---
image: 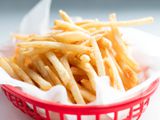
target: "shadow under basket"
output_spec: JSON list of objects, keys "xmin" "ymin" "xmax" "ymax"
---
[{"xmin": 1, "ymin": 79, "xmax": 159, "ymax": 120}]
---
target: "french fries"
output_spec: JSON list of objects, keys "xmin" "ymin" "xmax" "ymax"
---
[
  {"xmin": 6, "ymin": 59, "xmax": 34, "ymax": 84},
  {"xmin": 0, "ymin": 58, "xmax": 18, "ymax": 79},
  {"xmin": 59, "ymin": 10, "xmax": 74, "ymax": 24},
  {"xmin": 17, "ymin": 41, "xmax": 91, "ymax": 54},
  {"xmin": 60, "ymin": 56, "xmax": 85, "ymax": 104},
  {"xmin": 27, "ymin": 69, "xmax": 52, "ymax": 90},
  {"xmin": 52, "ymin": 31, "xmax": 90, "ymax": 43},
  {"xmin": 0, "ymin": 10, "xmax": 151, "ymax": 104}
]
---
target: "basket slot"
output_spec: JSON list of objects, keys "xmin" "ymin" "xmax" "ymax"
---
[
  {"xmin": 35, "ymin": 106, "xmax": 47, "ymax": 119},
  {"xmin": 49, "ymin": 111, "xmax": 60, "ymax": 120}
]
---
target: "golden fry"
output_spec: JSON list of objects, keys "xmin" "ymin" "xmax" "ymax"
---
[
  {"xmin": 60, "ymin": 56, "xmax": 85, "ymax": 104},
  {"xmin": 46, "ymin": 52, "xmax": 70, "ymax": 86},
  {"xmin": 18, "ymin": 41, "xmax": 91, "ymax": 54},
  {"xmin": 82, "ymin": 17, "xmax": 153, "ymax": 28},
  {"xmin": 44, "ymin": 66, "xmax": 62, "ymax": 85},
  {"xmin": 91, "ymin": 37, "xmax": 106, "ymax": 76},
  {"xmin": 27, "ymin": 69, "xmax": 52, "ymax": 90},
  {"xmin": 0, "ymin": 58, "xmax": 18, "ymax": 79},
  {"xmin": 54, "ymin": 20, "xmax": 87, "ymax": 32},
  {"xmin": 52, "ymin": 31, "xmax": 90, "ymax": 43},
  {"xmin": 13, "ymin": 34, "xmax": 56, "ymax": 41},
  {"xmin": 80, "ymin": 79, "xmax": 95, "ymax": 94},
  {"xmin": 7, "ymin": 59, "xmax": 34, "ymax": 84},
  {"xmin": 32, "ymin": 57, "xmax": 54, "ymax": 85},
  {"xmin": 59, "ymin": 10, "xmax": 74, "ymax": 24},
  {"xmin": 71, "ymin": 67, "xmax": 86, "ymax": 76},
  {"xmin": 78, "ymin": 62, "xmax": 97, "ymax": 91},
  {"xmin": 78, "ymin": 84, "xmax": 96, "ymax": 102}
]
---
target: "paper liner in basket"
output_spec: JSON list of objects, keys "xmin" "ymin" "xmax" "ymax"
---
[{"xmin": 0, "ymin": 0, "xmax": 160, "ymax": 120}]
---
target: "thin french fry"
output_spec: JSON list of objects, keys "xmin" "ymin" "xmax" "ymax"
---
[
  {"xmin": 91, "ymin": 37, "xmax": 106, "ymax": 76},
  {"xmin": 67, "ymin": 90, "xmax": 76, "ymax": 104},
  {"xmin": 81, "ymin": 17, "xmax": 154, "ymax": 28},
  {"xmin": 54, "ymin": 20, "xmax": 87, "ymax": 33},
  {"xmin": 60, "ymin": 56, "xmax": 85, "ymax": 104},
  {"xmin": 75, "ymin": 20, "xmax": 95, "ymax": 25},
  {"xmin": 46, "ymin": 52, "xmax": 70, "ymax": 86},
  {"xmin": 44, "ymin": 66, "xmax": 62, "ymax": 85},
  {"xmin": 119, "ymin": 61, "xmax": 139, "ymax": 90},
  {"xmin": 80, "ymin": 79, "xmax": 95, "ymax": 94},
  {"xmin": 52, "ymin": 31, "xmax": 90, "ymax": 43},
  {"xmin": 18, "ymin": 41, "xmax": 91, "ymax": 54},
  {"xmin": 13, "ymin": 34, "xmax": 56, "ymax": 41},
  {"xmin": 59, "ymin": 10, "xmax": 74, "ymax": 24},
  {"xmin": 7, "ymin": 59, "xmax": 34, "ymax": 84},
  {"xmin": 78, "ymin": 84, "xmax": 96, "ymax": 102},
  {"xmin": 91, "ymin": 29, "xmax": 106, "ymax": 36},
  {"xmin": 32, "ymin": 57, "xmax": 54, "ymax": 86},
  {"xmin": 0, "ymin": 58, "xmax": 18, "ymax": 79},
  {"xmin": 71, "ymin": 67, "xmax": 86, "ymax": 76},
  {"xmin": 22, "ymin": 48, "xmax": 50, "ymax": 57},
  {"xmin": 78, "ymin": 62, "xmax": 97, "ymax": 91},
  {"xmin": 103, "ymin": 49, "xmax": 125, "ymax": 91},
  {"xmin": 27, "ymin": 69, "xmax": 52, "ymax": 90}
]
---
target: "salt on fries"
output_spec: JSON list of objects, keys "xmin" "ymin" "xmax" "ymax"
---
[{"xmin": 0, "ymin": 10, "xmax": 153, "ymax": 104}]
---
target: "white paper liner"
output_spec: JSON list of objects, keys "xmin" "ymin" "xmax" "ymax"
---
[{"xmin": 0, "ymin": 0, "xmax": 160, "ymax": 120}]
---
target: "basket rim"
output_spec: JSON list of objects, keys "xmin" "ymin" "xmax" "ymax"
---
[{"xmin": 1, "ymin": 79, "xmax": 159, "ymax": 114}]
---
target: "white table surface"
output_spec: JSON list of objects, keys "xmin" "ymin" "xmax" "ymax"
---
[{"xmin": 0, "ymin": 8, "xmax": 160, "ymax": 120}]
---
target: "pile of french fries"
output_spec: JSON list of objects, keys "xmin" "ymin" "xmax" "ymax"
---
[{"xmin": 0, "ymin": 10, "xmax": 153, "ymax": 104}]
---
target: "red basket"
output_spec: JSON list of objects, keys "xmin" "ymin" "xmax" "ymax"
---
[{"xmin": 1, "ymin": 79, "xmax": 159, "ymax": 120}]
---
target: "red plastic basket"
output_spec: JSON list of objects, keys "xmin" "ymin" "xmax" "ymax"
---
[{"xmin": 1, "ymin": 79, "xmax": 159, "ymax": 120}]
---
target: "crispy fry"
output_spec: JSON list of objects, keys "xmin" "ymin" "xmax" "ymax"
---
[
  {"xmin": 75, "ymin": 20, "xmax": 95, "ymax": 25},
  {"xmin": 27, "ymin": 69, "xmax": 52, "ymax": 90},
  {"xmin": 52, "ymin": 31, "xmax": 90, "ymax": 43},
  {"xmin": 32, "ymin": 57, "xmax": 54, "ymax": 86},
  {"xmin": 13, "ymin": 34, "xmax": 56, "ymax": 41},
  {"xmin": 78, "ymin": 84, "xmax": 96, "ymax": 102},
  {"xmin": 91, "ymin": 37, "xmax": 106, "ymax": 76},
  {"xmin": 59, "ymin": 10, "xmax": 74, "ymax": 24},
  {"xmin": 7, "ymin": 59, "xmax": 34, "ymax": 84},
  {"xmin": 103, "ymin": 49, "xmax": 125, "ymax": 91},
  {"xmin": 119, "ymin": 61, "xmax": 139, "ymax": 90},
  {"xmin": 0, "ymin": 58, "xmax": 18, "ymax": 79},
  {"xmin": 67, "ymin": 90, "xmax": 76, "ymax": 103},
  {"xmin": 71, "ymin": 67, "xmax": 86, "ymax": 76},
  {"xmin": 80, "ymin": 79, "xmax": 95, "ymax": 94},
  {"xmin": 54, "ymin": 20, "xmax": 87, "ymax": 33},
  {"xmin": 78, "ymin": 62, "xmax": 97, "ymax": 91},
  {"xmin": 46, "ymin": 52, "xmax": 70, "ymax": 86},
  {"xmin": 18, "ymin": 41, "xmax": 91, "ymax": 54},
  {"xmin": 44, "ymin": 66, "xmax": 62, "ymax": 85},
  {"xmin": 81, "ymin": 17, "xmax": 154, "ymax": 28},
  {"xmin": 60, "ymin": 56, "xmax": 85, "ymax": 104}
]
